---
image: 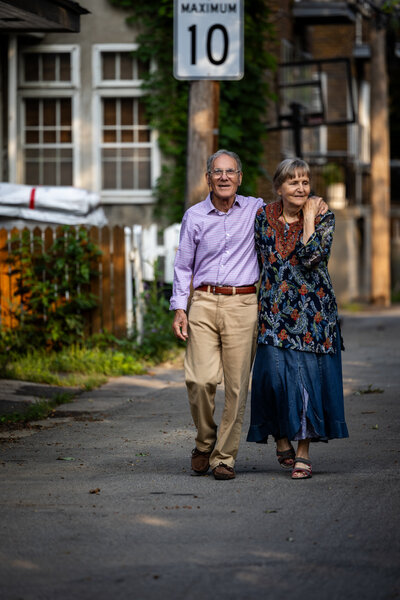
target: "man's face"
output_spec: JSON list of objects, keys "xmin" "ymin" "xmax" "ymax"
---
[{"xmin": 206, "ymin": 154, "xmax": 242, "ymax": 204}]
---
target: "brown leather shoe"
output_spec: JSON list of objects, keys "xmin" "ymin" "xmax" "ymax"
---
[
  {"xmin": 212, "ymin": 462, "xmax": 236, "ymax": 480},
  {"xmin": 191, "ymin": 448, "xmax": 211, "ymax": 473}
]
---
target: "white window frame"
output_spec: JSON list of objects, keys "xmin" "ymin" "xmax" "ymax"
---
[
  {"xmin": 92, "ymin": 44, "xmax": 160, "ymax": 204},
  {"xmin": 93, "ymin": 43, "xmax": 145, "ymax": 89},
  {"xmin": 358, "ymin": 81, "xmax": 370, "ymax": 165},
  {"xmin": 19, "ymin": 44, "xmax": 80, "ymax": 89},
  {"xmin": 18, "ymin": 44, "xmax": 81, "ymax": 186}
]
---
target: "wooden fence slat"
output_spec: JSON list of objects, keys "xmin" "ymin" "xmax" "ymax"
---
[
  {"xmin": 89, "ymin": 226, "xmax": 101, "ymax": 335},
  {"xmin": 9, "ymin": 228, "xmax": 21, "ymax": 329},
  {"xmin": 44, "ymin": 227, "xmax": 54, "ymax": 252},
  {"xmin": 113, "ymin": 226, "xmax": 126, "ymax": 338},
  {"xmin": 0, "ymin": 229, "xmax": 11, "ymax": 329},
  {"xmin": 100, "ymin": 226, "xmax": 112, "ymax": 334}
]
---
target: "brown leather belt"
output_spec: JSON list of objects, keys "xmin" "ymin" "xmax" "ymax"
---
[{"xmin": 195, "ymin": 285, "xmax": 256, "ymax": 295}]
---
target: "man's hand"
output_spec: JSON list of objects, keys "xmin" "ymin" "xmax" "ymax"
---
[{"xmin": 172, "ymin": 309, "xmax": 188, "ymax": 341}]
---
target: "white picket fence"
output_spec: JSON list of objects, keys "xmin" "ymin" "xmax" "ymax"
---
[{"xmin": 124, "ymin": 223, "xmax": 181, "ymax": 339}]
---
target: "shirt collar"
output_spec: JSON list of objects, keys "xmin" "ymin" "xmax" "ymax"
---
[{"xmin": 206, "ymin": 193, "xmax": 242, "ymax": 214}]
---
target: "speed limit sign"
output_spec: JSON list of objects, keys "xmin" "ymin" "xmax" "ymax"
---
[{"xmin": 173, "ymin": 0, "xmax": 244, "ymax": 80}]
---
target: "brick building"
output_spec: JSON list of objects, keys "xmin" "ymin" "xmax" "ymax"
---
[{"xmin": 258, "ymin": 0, "xmax": 399, "ymax": 304}]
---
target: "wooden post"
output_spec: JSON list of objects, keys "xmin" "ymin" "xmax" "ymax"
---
[
  {"xmin": 113, "ymin": 226, "xmax": 127, "ymax": 338},
  {"xmin": 370, "ymin": 22, "xmax": 391, "ymax": 306},
  {"xmin": 0, "ymin": 228, "xmax": 11, "ymax": 328},
  {"xmin": 89, "ymin": 227, "xmax": 101, "ymax": 335},
  {"xmin": 185, "ymin": 80, "xmax": 220, "ymax": 210}
]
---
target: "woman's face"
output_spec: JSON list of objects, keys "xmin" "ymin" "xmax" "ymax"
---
[{"xmin": 277, "ymin": 169, "xmax": 310, "ymax": 210}]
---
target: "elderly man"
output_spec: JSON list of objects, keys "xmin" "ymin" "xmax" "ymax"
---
[{"xmin": 170, "ymin": 149, "xmax": 262, "ymax": 480}]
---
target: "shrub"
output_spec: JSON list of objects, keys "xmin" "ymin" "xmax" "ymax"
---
[{"xmin": 6, "ymin": 226, "xmax": 101, "ymax": 350}]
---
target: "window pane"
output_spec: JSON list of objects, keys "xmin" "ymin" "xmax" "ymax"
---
[
  {"xmin": 138, "ymin": 163, "xmax": 151, "ymax": 189},
  {"xmin": 138, "ymin": 130, "xmax": 150, "ymax": 142},
  {"xmin": 43, "ymin": 161, "xmax": 57, "ymax": 185},
  {"xmin": 121, "ymin": 130, "xmax": 133, "ymax": 142},
  {"xmin": 60, "ymin": 149, "xmax": 73, "ymax": 185},
  {"xmin": 25, "ymin": 162, "xmax": 38, "ymax": 185},
  {"xmin": 25, "ymin": 130, "xmax": 39, "ymax": 144},
  {"xmin": 60, "ymin": 99, "xmax": 71, "ymax": 125},
  {"xmin": 103, "ymin": 148, "xmax": 116, "ymax": 159},
  {"xmin": 102, "ymin": 149, "xmax": 117, "ymax": 189},
  {"xmin": 43, "ymin": 148, "xmax": 56, "ymax": 159},
  {"xmin": 102, "ymin": 52, "xmax": 116, "ymax": 80},
  {"xmin": 24, "ymin": 54, "xmax": 39, "ymax": 82},
  {"xmin": 43, "ymin": 100, "xmax": 56, "ymax": 126},
  {"xmin": 59, "ymin": 54, "xmax": 71, "ymax": 81},
  {"xmin": 60, "ymin": 148, "xmax": 73, "ymax": 160},
  {"xmin": 103, "ymin": 130, "xmax": 117, "ymax": 143},
  {"xmin": 103, "ymin": 162, "xmax": 117, "ymax": 189},
  {"xmin": 120, "ymin": 53, "xmax": 134, "ymax": 79},
  {"xmin": 138, "ymin": 101, "xmax": 147, "ymax": 125},
  {"xmin": 44, "ymin": 130, "xmax": 56, "ymax": 143},
  {"xmin": 121, "ymin": 98, "xmax": 133, "ymax": 125},
  {"xmin": 60, "ymin": 129, "xmax": 72, "ymax": 143},
  {"xmin": 103, "ymin": 99, "xmax": 116, "ymax": 125},
  {"xmin": 121, "ymin": 162, "xmax": 133, "ymax": 189},
  {"xmin": 138, "ymin": 148, "xmax": 150, "ymax": 160},
  {"xmin": 121, "ymin": 148, "xmax": 134, "ymax": 159},
  {"xmin": 60, "ymin": 162, "xmax": 73, "ymax": 185},
  {"xmin": 25, "ymin": 100, "xmax": 39, "ymax": 126},
  {"xmin": 42, "ymin": 54, "xmax": 56, "ymax": 81}
]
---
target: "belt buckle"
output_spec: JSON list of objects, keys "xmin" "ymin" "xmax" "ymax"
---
[{"xmin": 212, "ymin": 285, "xmax": 216, "ymax": 295}]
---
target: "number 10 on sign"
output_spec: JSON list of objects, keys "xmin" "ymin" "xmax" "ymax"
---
[{"xmin": 174, "ymin": 0, "xmax": 244, "ymax": 80}]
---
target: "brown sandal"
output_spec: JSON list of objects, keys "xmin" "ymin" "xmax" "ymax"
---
[
  {"xmin": 276, "ymin": 445, "xmax": 295, "ymax": 470},
  {"xmin": 291, "ymin": 457, "xmax": 312, "ymax": 479}
]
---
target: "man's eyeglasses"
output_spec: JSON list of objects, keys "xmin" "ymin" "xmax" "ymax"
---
[{"xmin": 209, "ymin": 169, "xmax": 240, "ymax": 179}]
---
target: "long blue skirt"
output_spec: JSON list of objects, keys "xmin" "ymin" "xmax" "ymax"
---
[{"xmin": 246, "ymin": 330, "xmax": 349, "ymax": 443}]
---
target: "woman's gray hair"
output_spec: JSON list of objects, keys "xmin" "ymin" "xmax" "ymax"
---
[
  {"xmin": 272, "ymin": 158, "xmax": 311, "ymax": 191},
  {"xmin": 207, "ymin": 149, "xmax": 242, "ymax": 173}
]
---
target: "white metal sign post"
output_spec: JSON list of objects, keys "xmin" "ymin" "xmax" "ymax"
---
[{"xmin": 174, "ymin": 0, "xmax": 244, "ymax": 80}]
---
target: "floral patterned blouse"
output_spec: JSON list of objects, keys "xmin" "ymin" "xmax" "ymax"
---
[{"xmin": 255, "ymin": 200, "xmax": 340, "ymax": 354}]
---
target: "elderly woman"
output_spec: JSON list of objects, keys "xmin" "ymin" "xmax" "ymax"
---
[{"xmin": 247, "ymin": 158, "xmax": 349, "ymax": 479}]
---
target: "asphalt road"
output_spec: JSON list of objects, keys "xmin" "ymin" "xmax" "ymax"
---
[{"xmin": 0, "ymin": 307, "xmax": 399, "ymax": 600}]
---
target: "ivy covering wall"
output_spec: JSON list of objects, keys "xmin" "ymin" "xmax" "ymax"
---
[{"xmin": 110, "ymin": 0, "xmax": 276, "ymax": 223}]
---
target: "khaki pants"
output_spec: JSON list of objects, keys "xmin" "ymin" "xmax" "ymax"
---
[{"xmin": 184, "ymin": 290, "xmax": 258, "ymax": 469}]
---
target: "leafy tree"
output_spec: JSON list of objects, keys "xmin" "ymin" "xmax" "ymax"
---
[{"xmin": 109, "ymin": 0, "xmax": 276, "ymax": 222}]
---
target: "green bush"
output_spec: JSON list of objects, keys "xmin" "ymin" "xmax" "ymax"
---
[
  {"xmin": 137, "ymin": 277, "xmax": 178, "ymax": 361},
  {"xmin": 6, "ymin": 226, "xmax": 101, "ymax": 350}
]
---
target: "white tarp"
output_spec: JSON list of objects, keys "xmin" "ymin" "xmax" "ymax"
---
[{"xmin": 0, "ymin": 183, "xmax": 108, "ymax": 227}]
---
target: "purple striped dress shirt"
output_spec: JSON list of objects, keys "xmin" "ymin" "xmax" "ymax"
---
[{"xmin": 170, "ymin": 194, "xmax": 265, "ymax": 310}]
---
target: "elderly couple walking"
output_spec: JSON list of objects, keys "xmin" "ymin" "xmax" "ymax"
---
[{"xmin": 170, "ymin": 149, "xmax": 348, "ymax": 481}]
